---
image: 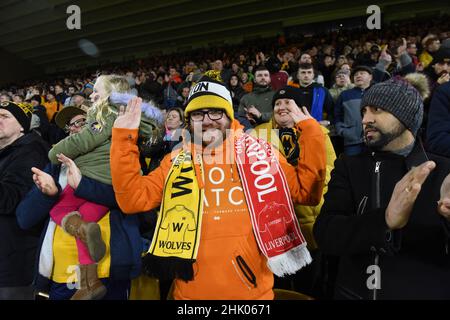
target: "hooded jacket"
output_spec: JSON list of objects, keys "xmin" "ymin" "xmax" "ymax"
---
[
  {"xmin": 110, "ymin": 119, "xmax": 326, "ymax": 300},
  {"xmin": 0, "ymin": 132, "xmax": 49, "ymax": 287}
]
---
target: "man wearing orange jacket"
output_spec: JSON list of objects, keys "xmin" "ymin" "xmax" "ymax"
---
[{"xmin": 109, "ymin": 76, "xmax": 326, "ymax": 300}]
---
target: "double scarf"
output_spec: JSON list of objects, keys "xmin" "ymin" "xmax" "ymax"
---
[{"xmin": 143, "ymin": 133, "xmax": 311, "ymax": 281}]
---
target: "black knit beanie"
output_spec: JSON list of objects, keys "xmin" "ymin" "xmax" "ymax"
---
[
  {"xmin": 272, "ymin": 86, "xmax": 303, "ymax": 108},
  {"xmin": 0, "ymin": 101, "xmax": 32, "ymax": 133}
]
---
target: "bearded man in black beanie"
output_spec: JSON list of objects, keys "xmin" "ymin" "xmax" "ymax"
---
[
  {"xmin": 0, "ymin": 101, "xmax": 48, "ymax": 299},
  {"xmin": 314, "ymin": 73, "xmax": 450, "ymax": 299}
]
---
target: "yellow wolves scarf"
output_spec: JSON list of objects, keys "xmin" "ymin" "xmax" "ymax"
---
[{"xmin": 143, "ymin": 150, "xmax": 204, "ymax": 281}]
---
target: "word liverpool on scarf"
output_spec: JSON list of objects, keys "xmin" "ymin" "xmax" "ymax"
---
[{"xmin": 264, "ymin": 232, "xmax": 299, "ymax": 251}]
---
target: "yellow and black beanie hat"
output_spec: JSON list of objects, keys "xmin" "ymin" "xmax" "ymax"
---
[
  {"xmin": 185, "ymin": 76, "xmax": 234, "ymax": 121},
  {"xmin": 0, "ymin": 101, "xmax": 33, "ymax": 132}
]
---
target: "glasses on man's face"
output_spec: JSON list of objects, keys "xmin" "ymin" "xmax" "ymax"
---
[
  {"xmin": 65, "ymin": 118, "xmax": 86, "ymax": 132},
  {"xmin": 190, "ymin": 110, "xmax": 224, "ymax": 122}
]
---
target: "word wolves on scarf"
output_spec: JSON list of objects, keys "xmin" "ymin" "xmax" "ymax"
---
[
  {"xmin": 167, "ymin": 128, "xmax": 285, "ymax": 165},
  {"xmin": 158, "ymin": 240, "xmax": 192, "ymax": 251}
]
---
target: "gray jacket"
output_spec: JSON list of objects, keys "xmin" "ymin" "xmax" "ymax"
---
[{"xmin": 334, "ymin": 87, "xmax": 366, "ymax": 146}]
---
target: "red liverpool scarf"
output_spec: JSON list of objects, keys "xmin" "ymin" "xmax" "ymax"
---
[{"xmin": 235, "ymin": 133, "xmax": 311, "ymax": 276}]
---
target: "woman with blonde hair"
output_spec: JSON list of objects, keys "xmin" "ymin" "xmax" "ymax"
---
[{"xmin": 45, "ymin": 74, "xmax": 163, "ymax": 299}]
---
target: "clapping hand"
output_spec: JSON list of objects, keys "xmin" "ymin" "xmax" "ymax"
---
[
  {"xmin": 57, "ymin": 153, "xmax": 82, "ymax": 189},
  {"xmin": 31, "ymin": 167, "xmax": 58, "ymax": 196},
  {"xmin": 385, "ymin": 161, "xmax": 436, "ymax": 229}
]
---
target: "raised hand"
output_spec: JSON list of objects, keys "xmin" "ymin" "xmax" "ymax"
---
[
  {"xmin": 57, "ymin": 153, "xmax": 82, "ymax": 189},
  {"xmin": 113, "ymin": 96, "xmax": 142, "ymax": 130},
  {"xmin": 31, "ymin": 167, "xmax": 58, "ymax": 196},
  {"xmin": 379, "ymin": 45, "xmax": 392, "ymax": 67},
  {"xmin": 385, "ymin": 161, "xmax": 436, "ymax": 229},
  {"xmin": 397, "ymin": 38, "xmax": 407, "ymax": 56},
  {"xmin": 437, "ymin": 72, "xmax": 450, "ymax": 85}
]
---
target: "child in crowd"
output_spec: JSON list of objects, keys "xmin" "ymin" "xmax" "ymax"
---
[{"xmin": 47, "ymin": 75, "xmax": 164, "ymax": 299}]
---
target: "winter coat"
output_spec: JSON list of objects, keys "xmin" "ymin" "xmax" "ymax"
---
[
  {"xmin": 334, "ymin": 87, "xmax": 367, "ymax": 146},
  {"xmin": 16, "ymin": 164, "xmax": 143, "ymax": 294},
  {"xmin": 314, "ymin": 141, "xmax": 450, "ymax": 299},
  {"xmin": 287, "ymin": 82, "xmax": 334, "ymax": 122},
  {"xmin": 0, "ymin": 132, "xmax": 49, "ymax": 287},
  {"xmin": 48, "ymin": 103, "xmax": 162, "ymax": 185}
]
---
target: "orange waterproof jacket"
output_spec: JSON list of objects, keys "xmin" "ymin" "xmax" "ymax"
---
[{"xmin": 110, "ymin": 119, "xmax": 326, "ymax": 300}]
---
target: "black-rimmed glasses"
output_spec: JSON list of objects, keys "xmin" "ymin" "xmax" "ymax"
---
[{"xmin": 65, "ymin": 118, "xmax": 86, "ymax": 132}]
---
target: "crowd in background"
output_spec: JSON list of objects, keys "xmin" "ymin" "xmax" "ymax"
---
[{"xmin": 1, "ymin": 14, "xmax": 450, "ymax": 300}]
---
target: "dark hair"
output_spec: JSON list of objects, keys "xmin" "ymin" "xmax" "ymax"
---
[
  {"xmin": 229, "ymin": 73, "xmax": 241, "ymax": 84},
  {"xmin": 298, "ymin": 62, "xmax": 314, "ymax": 71},
  {"xmin": 254, "ymin": 65, "xmax": 270, "ymax": 74}
]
